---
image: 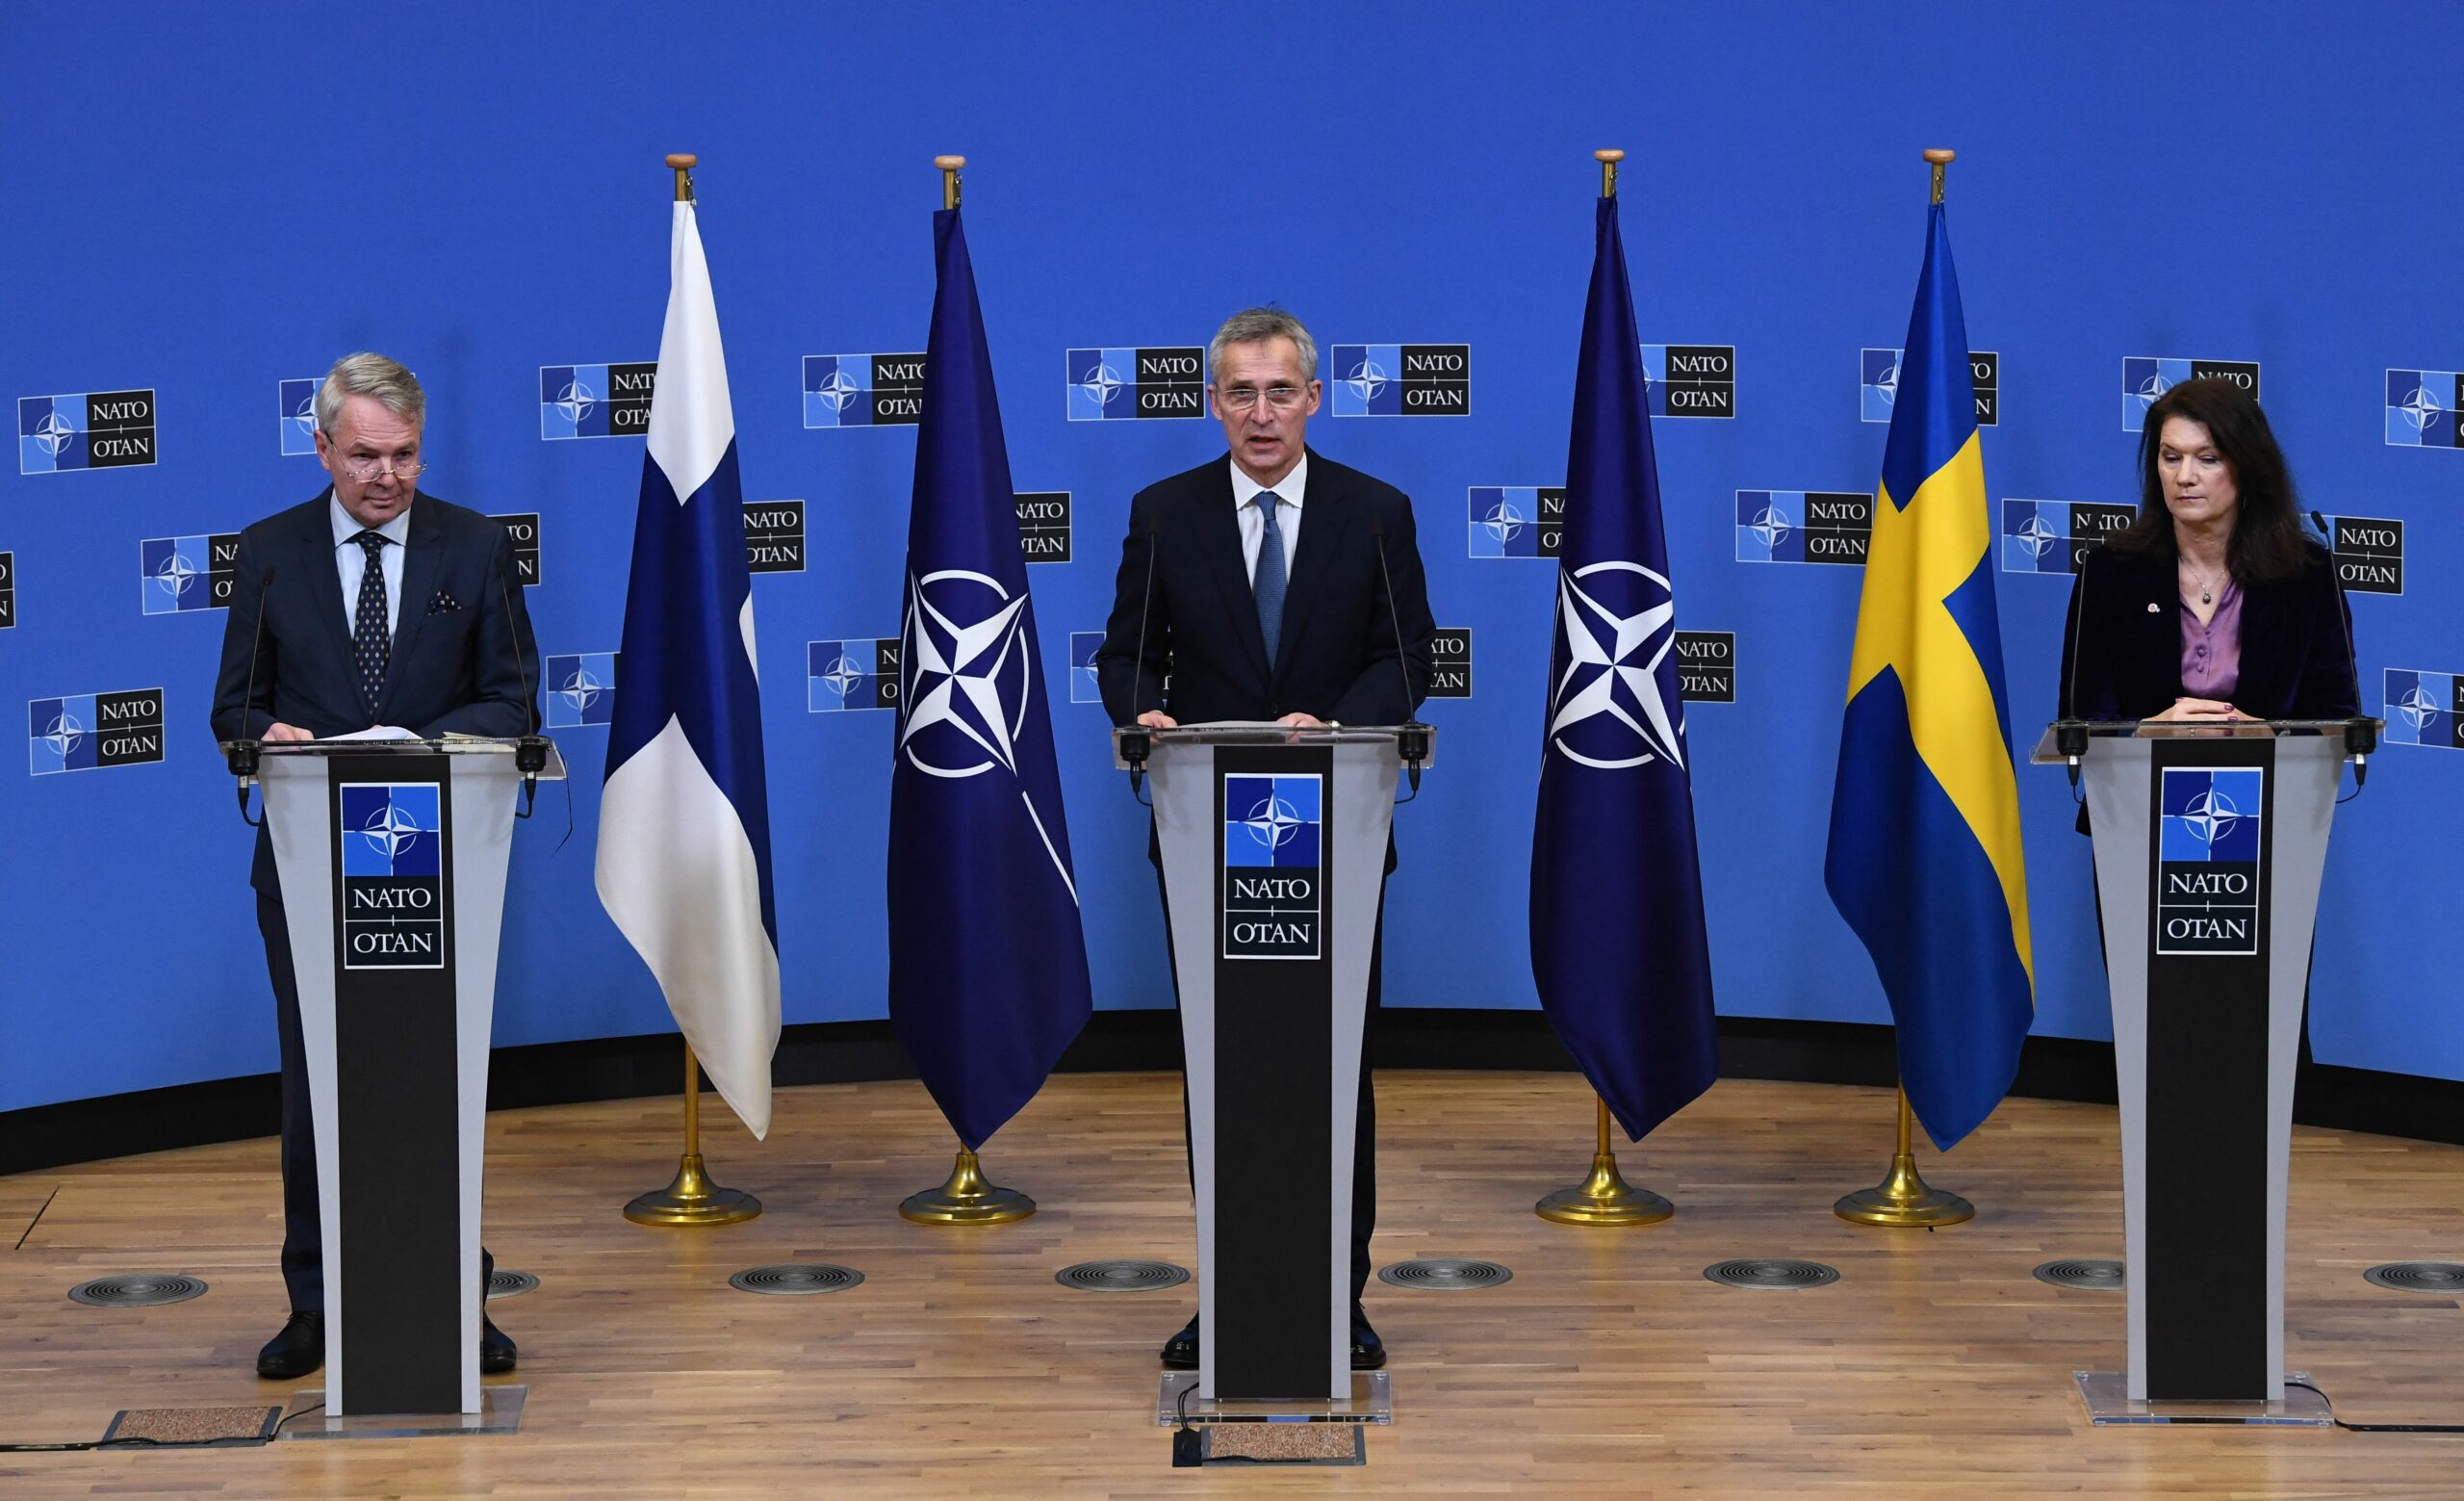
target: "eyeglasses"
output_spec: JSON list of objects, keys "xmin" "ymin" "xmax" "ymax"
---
[
  {"xmin": 1216, "ymin": 385, "xmax": 1308, "ymax": 413},
  {"xmin": 335, "ymin": 454, "xmax": 426, "ymax": 481}
]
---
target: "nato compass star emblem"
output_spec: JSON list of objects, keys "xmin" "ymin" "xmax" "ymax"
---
[
  {"xmin": 2398, "ymin": 684, "xmax": 2439, "ymax": 732},
  {"xmin": 900, "ymin": 568, "xmax": 1035, "ymax": 779},
  {"xmin": 814, "ymin": 366, "xmax": 863, "ymax": 414},
  {"xmin": 2180, "ymin": 788, "xmax": 2243, "ymax": 849},
  {"xmin": 2399, "ymin": 382, "xmax": 2445, "ymax": 433},
  {"xmin": 2135, "ymin": 371, "xmax": 2172, "ymax": 411},
  {"xmin": 357, "ymin": 800, "xmax": 425, "ymax": 864},
  {"xmin": 558, "ymin": 664, "xmax": 605, "ymax": 716},
  {"xmin": 1873, "ymin": 359, "xmax": 1900, "ymax": 408},
  {"xmin": 2015, "ymin": 512, "xmax": 2061, "ymax": 560},
  {"xmin": 1238, "ymin": 793, "xmax": 1306, "ymax": 854},
  {"xmin": 1074, "ymin": 360, "xmax": 1126, "ymax": 410},
  {"xmin": 34, "ymin": 410, "xmax": 75, "ymax": 458},
  {"xmin": 555, "ymin": 378, "xmax": 600, "ymax": 427},
  {"xmin": 1547, "ymin": 559, "xmax": 1683, "ymax": 771},
  {"xmin": 820, "ymin": 653, "xmax": 866, "ymax": 705},
  {"xmin": 288, "ymin": 393, "xmax": 317, "ymax": 442},
  {"xmin": 1749, "ymin": 502, "xmax": 1793, "ymax": 553},
  {"xmin": 1482, "ymin": 497, "xmax": 1527, "ymax": 545},
  {"xmin": 1345, "ymin": 357, "xmax": 1389, "ymax": 404},
  {"xmin": 41, "ymin": 709, "xmax": 85, "ymax": 762},
  {"xmin": 153, "ymin": 549, "xmax": 200, "ymax": 603}
]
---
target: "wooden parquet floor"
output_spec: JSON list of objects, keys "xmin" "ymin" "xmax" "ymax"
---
[{"xmin": 5, "ymin": 1070, "xmax": 2464, "ymax": 1497}]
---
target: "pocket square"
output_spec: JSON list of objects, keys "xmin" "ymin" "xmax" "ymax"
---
[{"xmin": 427, "ymin": 590, "xmax": 462, "ymax": 615}]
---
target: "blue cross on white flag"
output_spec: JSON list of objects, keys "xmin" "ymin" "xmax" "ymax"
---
[{"xmin": 595, "ymin": 195, "xmax": 782, "ymax": 1137}]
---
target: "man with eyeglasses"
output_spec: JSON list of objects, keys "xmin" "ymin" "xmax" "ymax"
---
[
  {"xmin": 1096, "ymin": 306, "xmax": 1436, "ymax": 1375},
  {"xmin": 210, "ymin": 351, "xmax": 538, "ymax": 1382}
]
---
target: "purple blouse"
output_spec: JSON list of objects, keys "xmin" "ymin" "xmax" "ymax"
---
[{"xmin": 2178, "ymin": 577, "xmax": 2244, "ymax": 701}]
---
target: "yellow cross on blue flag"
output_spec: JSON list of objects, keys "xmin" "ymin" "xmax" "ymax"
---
[{"xmin": 1823, "ymin": 199, "xmax": 2034, "ymax": 1152}]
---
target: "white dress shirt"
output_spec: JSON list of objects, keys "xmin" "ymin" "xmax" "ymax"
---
[
  {"xmin": 1229, "ymin": 452, "xmax": 1307, "ymax": 583},
  {"xmin": 329, "ymin": 493, "xmax": 412, "ymax": 641}
]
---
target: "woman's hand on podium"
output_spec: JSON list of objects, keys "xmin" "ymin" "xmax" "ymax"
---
[{"xmin": 2146, "ymin": 697, "xmax": 2243, "ymax": 723}]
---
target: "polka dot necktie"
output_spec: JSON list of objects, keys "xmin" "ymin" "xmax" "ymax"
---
[
  {"xmin": 350, "ymin": 530, "xmax": 391, "ymax": 714},
  {"xmin": 1251, "ymin": 491, "xmax": 1286, "ymax": 668}
]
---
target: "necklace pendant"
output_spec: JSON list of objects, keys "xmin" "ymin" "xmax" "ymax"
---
[{"xmin": 2201, "ymin": 586, "xmax": 2213, "ymax": 605}]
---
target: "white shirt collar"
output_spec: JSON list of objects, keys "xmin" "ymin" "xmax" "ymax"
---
[
  {"xmin": 1229, "ymin": 451, "xmax": 1308, "ymax": 512},
  {"xmin": 329, "ymin": 490, "xmax": 414, "ymax": 549}
]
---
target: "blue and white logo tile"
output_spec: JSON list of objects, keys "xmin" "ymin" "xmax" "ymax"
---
[
  {"xmin": 545, "ymin": 652, "xmax": 618, "ymax": 728},
  {"xmin": 1468, "ymin": 486, "xmax": 1564, "ymax": 558},
  {"xmin": 807, "ymin": 638, "xmax": 895, "ymax": 712},
  {"xmin": 279, "ymin": 378, "xmax": 320, "ymax": 455},
  {"xmin": 541, "ymin": 363, "xmax": 654, "ymax": 439},
  {"xmin": 140, "ymin": 533, "xmax": 238, "ymax": 614},
  {"xmin": 19, "ymin": 390, "xmax": 157, "ymax": 473},
  {"xmin": 28, "ymin": 689, "xmax": 164, "ymax": 774},
  {"xmin": 2122, "ymin": 356, "xmax": 2258, "ymax": 430},
  {"xmin": 2383, "ymin": 669, "xmax": 2462, "ymax": 750},
  {"xmin": 1223, "ymin": 774, "xmax": 1321, "ymax": 869},
  {"xmin": 1068, "ymin": 632, "xmax": 1103, "ymax": 704},
  {"xmin": 2386, "ymin": 370, "xmax": 2460, "ymax": 449}
]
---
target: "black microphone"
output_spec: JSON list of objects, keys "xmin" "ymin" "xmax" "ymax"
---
[
  {"xmin": 1370, "ymin": 514, "xmax": 1430, "ymax": 794},
  {"xmin": 496, "ymin": 551, "xmax": 549, "ymax": 797},
  {"xmin": 2055, "ymin": 550, "xmax": 2092, "ymax": 789},
  {"xmin": 1117, "ymin": 512, "xmax": 1162, "ymax": 793},
  {"xmin": 2305, "ymin": 509, "xmax": 2375, "ymax": 786},
  {"xmin": 227, "ymin": 563, "xmax": 276, "ymax": 822}
]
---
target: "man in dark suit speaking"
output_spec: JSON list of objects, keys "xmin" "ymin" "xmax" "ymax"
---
[
  {"xmin": 211, "ymin": 352, "xmax": 537, "ymax": 1381},
  {"xmin": 1096, "ymin": 307, "xmax": 1435, "ymax": 1372}
]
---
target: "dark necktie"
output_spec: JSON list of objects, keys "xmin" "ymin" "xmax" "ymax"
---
[
  {"xmin": 350, "ymin": 530, "xmax": 391, "ymax": 714},
  {"xmin": 1251, "ymin": 491, "xmax": 1287, "ymax": 667}
]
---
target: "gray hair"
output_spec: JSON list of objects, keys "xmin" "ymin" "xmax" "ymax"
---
[
  {"xmin": 315, "ymin": 351, "xmax": 425, "ymax": 435},
  {"xmin": 1209, "ymin": 307, "xmax": 1318, "ymax": 383}
]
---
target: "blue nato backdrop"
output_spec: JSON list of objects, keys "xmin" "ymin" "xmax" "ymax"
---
[{"xmin": 2, "ymin": 4, "xmax": 2460, "ymax": 1117}]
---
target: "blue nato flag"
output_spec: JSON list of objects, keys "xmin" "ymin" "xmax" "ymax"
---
[
  {"xmin": 1823, "ymin": 199, "xmax": 2035, "ymax": 1152},
  {"xmin": 1527, "ymin": 194, "xmax": 1719, "ymax": 1143},
  {"xmin": 886, "ymin": 206, "xmax": 1093, "ymax": 1152}
]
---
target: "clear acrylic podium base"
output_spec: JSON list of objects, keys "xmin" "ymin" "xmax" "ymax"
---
[
  {"xmin": 2074, "ymin": 1370, "xmax": 2332, "ymax": 1427},
  {"xmin": 1157, "ymin": 1371, "xmax": 1392, "ymax": 1427},
  {"xmin": 279, "ymin": 1385, "xmax": 526, "ymax": 1440}
]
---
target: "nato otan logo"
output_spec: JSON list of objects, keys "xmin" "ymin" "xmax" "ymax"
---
[
  {"xmin": 2386, "ymin": 370, "xmax": 2461, "ymax": 449},
  {"xmin": 1330, "ymin": 344, "xmax": 1470, "ymax": 416},
  {"xmin": 1862, "ymin": 349, "xmax": 1999, "ymax": 426},
  {"xmin": 1424, "ymin": 629, "xmax": 1472, "ymax": 698},
  {"xmin": 489, "ymin": 513, "xmax": 542, "ymax": 585},
  {"xmin": 804, "ymin": 353, "xmax": 926, "ymax": 428},
  {"xmin": 1016, "ymin": 491, "xmax": 1070, "ymax": 562},
  {"xmin": 0, "ymin": 552, "xmax": 14, "ymax": 630},
  {"xmin": 1675, "ymin": 632, "xmax": 1735, "ymax": 703},
  {"xmin": 2156, "ymin": 767, "xmax": 2264, "ymax": 956},
  {"xmin": 140, "ymin": 533, "xmax": 239, "ymax": 613},
  {"xmin": 807, "ymin": 638, "xmax": 899, "ymax": 712},
  {"xmin": 28, "ymin": 689, "xmax": 164, "ymax": 775},
  {"xmin": 1068, "ymin": 632, "xmax": 1103, "ymax": 704},
  {"xmin": 1066, "ymin": 348, "xmax": 1206, "ymax": 420},
  {"xmin": 1467, "ymin": 486, "xmax": 1565, "ymax": 558},
  {"xmin": 279, "ymin": 378, "xmax": 320, "ymax": 455},
  {"xmin": 540, "ymin": 363, "xmax": 655, "ymax": 439},
  {"xmin": 2383, "ymin": 669, "xmax": 2462, "ymax": 751},
  {"xmin": 544, "ymin": 652, "xmax": 617, "ymax": 728},
  {"xmin": 2314, "ymin": 514, "xmax": 2402, "ymax": 594},
  {"xmin": 2122, "ymin": 357, "xmax": 2258, "ymax": 430},
  {"xmin": 339, "ymin": 783, "xmax": 445, "ymax": 970},
  {"xmin": 1641, "ymin": 345, "xmax": 1734, "ymax": 417},
  {"xmin": 744, "ymin": 500, "xmax": 805, "ymax": 574},
  {"xmin": 19, "ymin": 390, "xmax": 157, "ymax": 474},
  {"xmin": 2000, "ymin": 500, "xmax": 2137, "ymax": 576},
  {"xmin": 1221, "ymin": 772, "xmax": 1322, "ymax": 961},
  {"xmin": 1735, "ymin": 490, "xmax": 1871, "ymax": 565}
]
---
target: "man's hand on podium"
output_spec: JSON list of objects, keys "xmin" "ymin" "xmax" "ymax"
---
[
  {"xmin": 1136, "ymin": 711, "xmax": 1178, "ymax": 730},
  {"xmin": 264, "ymin": 722, "xmax": 315, "ymax": 742},
  {"xmin": 1275, "ymin": 712, "xmax": 1327, "ymax": 729}
]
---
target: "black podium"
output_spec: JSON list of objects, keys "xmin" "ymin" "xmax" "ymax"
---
[
  {"xmin": 2034, "ymin": 718, "xmax": 2373, "ymax": 1418},
  {"xmin": 254, "ymin": 738, "xmax": 556, "ymax": 1430}
]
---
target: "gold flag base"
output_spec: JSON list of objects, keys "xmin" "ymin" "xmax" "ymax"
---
[
  {"xmin": 899, "ymin": 1148, "xmax": 1035, "ymax": 1226},
  {"xmin": 1835, "ymin": 1087, "xmax": 1974, "ymax": 1228},
  {"xmin": 1535, "ymin": 1151, "xmax": 1674, "ymax": 1226},
  {"xmin": 625, "ymin": 1152, "xmax": 763, "ymax": 1227}
]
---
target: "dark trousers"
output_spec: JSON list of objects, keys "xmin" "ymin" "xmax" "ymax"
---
[
  {"xmin": 1163, "ymin": 871, "xmax": 1382, "ymax": 1314},
  {"xmin": 259, "ymin": 891, "xmax": 492, "ymax": 1314}
]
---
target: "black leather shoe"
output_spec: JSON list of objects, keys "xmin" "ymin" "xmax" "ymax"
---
[
  {"xmin": 1160, "ymin": 1315, "xmax": 1198, "ymax": 1371},
  {"xmin": 1350, "ymin": 1312, "xmax": 1386, "ymax": 1370},
  {"xmin": 257, "ymin": 1311, "xmax": 324, "ymax": 1380},
  {"xmin": 480, "ymin": 1317, "xmax": 517, "ymax": 1375}
]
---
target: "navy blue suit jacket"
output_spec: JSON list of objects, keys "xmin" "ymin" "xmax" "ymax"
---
[
  {"xmin": 1094, "ymin": 451, "xmax": 1436, "ymax": 729},
  {"xmin": 211, "ymin": 490, "xmax": 540, "ymax": 893}
]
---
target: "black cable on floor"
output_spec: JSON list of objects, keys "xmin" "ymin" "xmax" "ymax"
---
[{"xmin": 2286, "ymin": 1381, "xmax": 2464, "ymax": 1434}]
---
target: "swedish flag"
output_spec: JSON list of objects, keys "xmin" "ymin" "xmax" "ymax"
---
[{"xmin": 1824, "ymin": 200, "xmax": 2033, "ymax": 1152}]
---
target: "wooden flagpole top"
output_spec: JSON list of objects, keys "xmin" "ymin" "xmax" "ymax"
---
[
  {"xmin": 935, "ymin": 155, "xmax": 965, "ymax": 210},
  {"xmin": 1924, "ymin": 147, "xmax": 1953, "ymax": 203},
  {"xmin": 1595, "ymin": 147, "xmax": 1624, "ymax": 199},
  {"xmin": 666, "ymin": 153, "xmax": 696, "ymax": 203}
]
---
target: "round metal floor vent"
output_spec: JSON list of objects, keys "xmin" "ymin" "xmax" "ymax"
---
[
  {"xmin": 1703, "ymin": 1258, "xmax": 1839, "ymax": 1289},
  {"xmin": 2364, "ymin": 1261, "xmax": 2464, "ymax": 1293},
  {"xmin": 2033, "ymin": 1258, "xmax": 2125, "ymax": 1290},
  {"xmin": 1377, "ymin": 1257, "xmax": 1513, "ymax": 1289},
  {"xmin": 1055, "ymin": 1259, "xmax": 1189, "ymax": 1292},
  {"xmin": 730, "ymin": 1263, "xmax": 864, "ymax": 1295},
  {"xmin": 68, "ymin": 1274, "xmax": 208, "ymax": 1307},
  {"xmin": 487, "ymin": 1269, "xmax": 541, "ymax": 1300}
]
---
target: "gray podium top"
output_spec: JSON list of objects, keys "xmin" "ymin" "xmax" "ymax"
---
[
  {"xmin": 2026, "ymin": 719, "xmax": 2377, "ymax": 764},
  {"xmin": 1112, "ymin": 721, "xmax": 1435, "ymax": 771},
  {"xmin": 241, "ymin": 736, "xmax": 569, "ymax": 781}
]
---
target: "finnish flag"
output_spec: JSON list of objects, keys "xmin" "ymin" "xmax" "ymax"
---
[{"xmin": 595, "ymin": 197, "xmax": 781, "ymax": 1137}]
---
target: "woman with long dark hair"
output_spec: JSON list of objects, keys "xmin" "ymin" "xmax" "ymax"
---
[{"xmin": 2058, "ymin": 377, "xmax": 2359, "ymax": 724}]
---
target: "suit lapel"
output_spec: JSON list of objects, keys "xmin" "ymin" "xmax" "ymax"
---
[
  {"xmin": 1194, "ymin": 458, "xmax": 1271, "ymax": 684},
  {"xmin": 297, "ymin": 491, "xmax": 352, "ymax": 659},
  {"xmin": 2233, "ymin": 573, "xmax": 2294, "ymax": 711},
  {"xmin": 1274, "ymin": 452, "xmax": 1343, "ymax": 676},
  {"xmin": 379, "ymin": 498, "xmax": 445, "ymax": 717}
]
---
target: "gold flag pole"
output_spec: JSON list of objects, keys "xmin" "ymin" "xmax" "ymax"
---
[
  {"xmin": 1834, "ymin": 150, "xmax": 1976, "ymax": 1231},
  {"xmin": 620, "ymin": 152, "xmax": 763, "ymax": 1230},
  {"xmin": 1533, "ymin": 149, "xmax": 1676, "ymax": 1231},
  {"xmin": 626, "ymin": 1041, "xmax": 763, "ymax": 1226},
  {"xmin": 895, "ymin": 151, "xmax": 1033, "ymax": 1229}
]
